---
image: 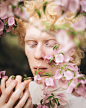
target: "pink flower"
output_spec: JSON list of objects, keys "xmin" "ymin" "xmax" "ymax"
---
[
  {"xmin": 64, "ymin": 70, "xmax": 74, "ymax": 80},
  {"xmin": 56, "ymin": 30, "xmax": 70, "ymax": 46},
  {"xmin": 0, "ymin": 1, "xmax": 8, "ymax": 18},
  {"xmin": 34, "ymin": 75, "xmax": 42, "ymax": 84},
  {"xmin": 0, "ymin": 20, "xmax": 4, "ymax": 31},
  {"xmin": 44, "ymin": 55, "xmax": 53, "ymax": 64},
  {"xmin": 0, "ymin": 71, "xmax": 6, "ymax": 78},
  {"xmin": 54, "ymin": 69, "xmax": 64, "ymax": 80},
  {"xmin": 55, "ymin": 53, "xmax": 64, "ymax": 64},
  {"xmin": 14, "ymin": 7, "xmax": 29, "ymax": 21},
  {"xmin": 80, "ymin": 0, "xmax": 86, "ymax": 12},
  {"xmin": 45, "ymin": 78, "xmax": 55, "ymax": 87},
  {"xmin": 71, "ymin": 16, "xmax": 86, "ymax": 31},
  {"xmin": 68, "ymin": 0, "xmax": 80, "ymax": 13},
  {"xmin": 8, "ymin": 17, "xmax": 15, "ymax": 26},
  {"xmin": 57, "ymin": 93, "xmax": 67, "ymax": 106},
  {"xmin": 1, "ymin": 14, "xmax": 8, "ymax": 19},
  {"xmin": 58, "ymin": 78, "xmax": 68, "ymax": 89},
  {"xmin": 55, "ymin": 0, "xmax": 68, "ymax": 8}
]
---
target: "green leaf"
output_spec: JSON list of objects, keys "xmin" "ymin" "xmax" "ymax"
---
[
  {"xmin": 52, "ymin": 64, "xmax": 56, "ymax": 67},
  {"xmin": 76, "ymin": 82, "xmax": 81, "ymax": 87},
  {"xmin": 49, "ymin": 57, "xmax": 55, "ymax": 65},
  {"xmin": 43, "ymin": 5, "xmax": 46, "ymax": 14},
  {"xmin": 20, "ymin": 5, "xmax": 23, "ymax": 13},
  {"xmin": 74, "ymin": 72, "xmax": 76, "ymax": 77},
  {"xmin": 34, "ymin": 9, "xmax": 41, "ymax": 18},
  {"xmin": 68, "ymin": 79, "xmax": 73, "ymax": 86},
  {"xmin": 24, "ymin": 74, "xmax": 27, "ymax": 78},
  {"xmin": 67, "ymin": 68, "xmax": 73, "ymax": 72},
  {"xmin": 51, "ymin": 93, "xmax": 54, "ymax": 96},
  {"xmin": 78, "ymin": 77, "xmax": 84, "ymax": 80},
  {"xmin": 40, "ymin": 99, "xmax": 43, "ymax": 105},
  {"xmin": 53, "ymin": 45, "xmax": 59, "ymax": 50},
  {"xmin": 64, "ymin": 64, "xmax": 67, "ymax": 67},
  {"xmin": 49, "ymin": 100, "xmax": 53, "ymax": 107},
  {"xmin": 4, "ymin": 20, "xmax": 7, "ymax": 25},
  {"xmin": 55, "ymin": 98, "xmax": 59, "ymax": 106},
  {"xmin": 60, "ymin": 67, "xmax": 64, "ymax": 74},
  {"xmin": 47, "ymin": 96, "xmax": 53, "ymax": 100},
  {"xmin": 43, "ymin": 1, "xmax": 48, "ymax": 5},
  {"xmin": 35, "ymin": 71, "xmax": 38, "ymax": 75},
  {"xmin": 75, "ymin": 11, "xmax": 81, "ymax": 17},
  {"xmin": 82, "ymin": 12, "xmax": 86, "ymax": 16},
  {"xmin": 62, "ymin": 10, "xmax": 65, "ymax": 14}
]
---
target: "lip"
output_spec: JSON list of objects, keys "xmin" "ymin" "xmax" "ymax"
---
[{"xmin": 33, "ymin": 66, "xmax": 47, "ymax": 75}]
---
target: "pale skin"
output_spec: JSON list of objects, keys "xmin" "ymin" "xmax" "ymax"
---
[{"xmin": 0, "ymin": 25, "xmax": 58, "ymax": 107}]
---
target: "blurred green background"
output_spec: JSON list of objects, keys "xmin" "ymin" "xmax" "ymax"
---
[
  {"xmin": 0, "ymin": 33, "xmax": 86, "ymax": 79},
  {"xmin": 0, "ymin": 33, "xmax": 33, "ymax": 78}
]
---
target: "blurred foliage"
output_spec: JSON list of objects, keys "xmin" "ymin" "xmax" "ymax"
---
[{"xmin": 0, "ymin": 32, "xmax": 33, "ymax": 78}]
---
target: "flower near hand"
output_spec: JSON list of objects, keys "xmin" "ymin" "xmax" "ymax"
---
[
  {"xmin": 0, "ymin": 70, "xmax": 6, "ymax": 78},
  {"xmin": 45, "ymin": 77, "xmax": 56, "ymax": 88},
  {"xmin": 34, "ymin": 75, "xmax": 42, "ymax": 84}
]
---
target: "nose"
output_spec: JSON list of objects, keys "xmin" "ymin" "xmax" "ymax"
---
[{"xmin": 34, "ymin": 43, "xmax": 45, "ymax": 60}]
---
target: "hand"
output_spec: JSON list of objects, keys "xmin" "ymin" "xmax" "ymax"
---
[{"xmin": 0, "ymin": 76, "xmax": 33, "ymax": 108}]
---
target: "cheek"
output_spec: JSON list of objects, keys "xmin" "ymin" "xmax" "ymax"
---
[{"xmin": 44, "ymin": 47, "xmax": 54, "ymax": 55}]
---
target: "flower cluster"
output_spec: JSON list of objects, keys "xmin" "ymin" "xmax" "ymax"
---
[
  {"xmin": 0, "ymin": 16, "xmax": 16, "ymax": 36},
  {"xmin": 34, "ymin": 44, "xmax": 86, "ymax": 107},
  {"xmin": 0, "ymin": 0, "xmax": 29, "ymax": 36},
  {"xmin": 55, "ymin": 0, "xmax": 86, "ymax": 14}
]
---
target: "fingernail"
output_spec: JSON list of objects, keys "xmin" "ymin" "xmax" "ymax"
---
[{"xmin": 22, "ymin": 83, "xmax": 26, "ymax": 87}]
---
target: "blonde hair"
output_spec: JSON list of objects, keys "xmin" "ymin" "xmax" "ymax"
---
[{"xmin": 15, "ymin": 0, "xmax": 85, "ymax": 66}]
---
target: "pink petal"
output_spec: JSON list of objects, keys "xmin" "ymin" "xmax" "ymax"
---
[
  {"xmin": 8, "ymin": 17, "xmax": 15, "ymax": 26},
  {"xmin": 64, "ymin": 70, "xmax": 74, "ymax": 80}
]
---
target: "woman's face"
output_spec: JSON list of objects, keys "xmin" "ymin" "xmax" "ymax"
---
[{"xmin": 25, "ymin": 25, "xmax": 57, "ymax": 79}]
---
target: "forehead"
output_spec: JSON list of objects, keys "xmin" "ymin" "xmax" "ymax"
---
[{"xmin": 25, "ymin": 25, "xmax": 56, "ymax": 40}]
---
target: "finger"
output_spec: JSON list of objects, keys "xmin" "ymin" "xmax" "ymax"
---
[
  {"xmin": 24, "ymin": 97, "xmax": 33, "ymax": 108},
  {"xmin": 0, "ymin": 86, "xmax": 1, "ymax": 96},
  {"xmin": 1, "ymin": 76, "xmax": 8, "ymax": 93},
  {"xmin": 6, "ymin": 76, "xmax": 14, "ymax": 88},
  {"xmin": 7, "ymin": 82, "xmax": 26, "ymax": 108},
  {"xmin": 15, "ymin": 90, "xmax": 30, "ymax": 108},
  {"xmin": 15, "ymin": 75, "xmax": 22, "ymax": 90},
  {"xmin": 0, "ymin": 80, "xmax": 17, "ymax": 106}
]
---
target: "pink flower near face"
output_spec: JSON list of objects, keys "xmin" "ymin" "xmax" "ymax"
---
[
  {"xmin": 8, "ymin": 17, "xmax": 15, "ymax": 26},
  {"xmin": 55, "ymin": 53, "xmax": 64, "ymax": 64},
  {"xmin": 56, "ymin": 30, "xmax": 70, "ymax": 46},
  {"xmin": 58, "ymin": 78, "xmax": 68, "ymax": 89},
  {"xmin": 34, "ymin": 75, "xmax": 42, "ymax": 84},
  {"xmin": 44, "ymin": 55, "xmax": 53, "ymax": 64},
  {"xmin": 0, "ymin": 20, "xmax": 4, "ymax": 31},
  {"xmin": 45, "ymin": 78, "xmax": 55, "ymax": 87},
  {"xmin": 64, "ymin": 70, "xmax": 74, "ymax": 80},
  {"xmin": 54, "ymin": 69, "xmax": 64, "ymax": 80},
  {"xmin": 80, "ymin": 0, "xmax": 86, "ymax": 12},
  {"xmin": 68, "ymin": 0, "xmax": 80, "ymax": 13}
]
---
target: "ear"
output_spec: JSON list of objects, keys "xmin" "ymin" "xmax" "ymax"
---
[{"xmin": 68, "ymin": 48, "xmax": 76, "ymax": 56}]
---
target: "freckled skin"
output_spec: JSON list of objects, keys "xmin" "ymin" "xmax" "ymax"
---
[{"xmin": 25, "ymin": 25, "xmax": 57, "ymax": 79}]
